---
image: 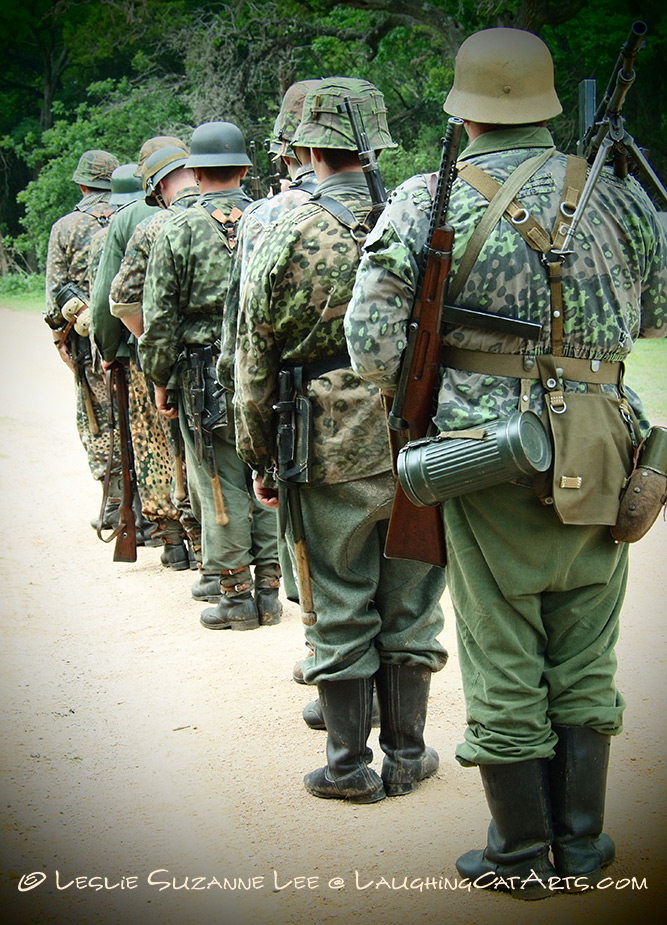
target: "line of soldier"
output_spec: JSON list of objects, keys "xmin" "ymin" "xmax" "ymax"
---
[{"xmin": 44, "ymin": 26, "xmax": 666, "ymax": 903}]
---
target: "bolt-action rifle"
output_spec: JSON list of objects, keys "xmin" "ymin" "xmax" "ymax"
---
[
  {"xmin": 383, "ymin": 117, "xmax": 464, "ymax": 566},
  {"xmin": 559, "ymin": 20, "xmax": 667, "ymax": 255},
  {"xmin": 266, "ymin": 141, "xmax": 284, "ymax": 197},
  {"xmin": 98, "ymin": 361, "xmax": 137, "ymax": 562},
  {"xmin": 338, "ymin": 96, "xmax": 387, "ymax": 229},
  {"xmin": 248, "ymin": 141, "xmax": 263, "ymax": 201}
]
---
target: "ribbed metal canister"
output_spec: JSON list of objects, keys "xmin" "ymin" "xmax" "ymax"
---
[{"xmin": 397, "ymin": 411, "xmax": 552, "ymax": 506}]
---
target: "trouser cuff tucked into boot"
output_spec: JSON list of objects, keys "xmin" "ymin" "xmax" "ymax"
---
[
  {"xmin": 253, "ymin": 562, "xmax": 283, "ymax": 626},
  {"xmin": 200, "ymin": 566, "xmax": 259, "ymax": 631}
]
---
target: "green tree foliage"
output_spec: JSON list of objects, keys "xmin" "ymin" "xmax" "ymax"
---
[{"xmin": 1, "ymin": 0, "xmax": 664, "ymax": 273}]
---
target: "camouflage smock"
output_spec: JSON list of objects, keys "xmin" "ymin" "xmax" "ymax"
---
[
  {"xmin": 234, "ymin": 171, "xmax": 391, "ymax": 485},
  {"xmin": 109, "ymin": 185, "xmax": 200, "ymax": 319},
  {"xmin": 345, "ymin": 126, "xmax": 667, "ymax": 433},
  {"xmin": 138, "ymin": 187, "xmax": 253, "ymax": 387},
  {"xmin": 218, "ymin": 164, "xmax": 318, "ymax": 389},
  {"xmin": 44, "ymin": 191, "xmax": 115, "ymax": 325}
]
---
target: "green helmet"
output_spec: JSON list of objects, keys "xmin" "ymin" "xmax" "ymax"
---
[
  {"xmin": 142, "ymin": 145, "xmax": 189, "ymax": 205},
  {"xmin": 291, "ymin": 77, "xmax": 396, "ymax": 151},
  {"xmin": 72, "ymin": 149, "xmax": 119, "ymax": 189},
  {"xmin": 134, "ymin": 135, "xmax": 188, "ymax": 177},
  {"xmin": 268, "ymin": 79, "xmax": 323, "ymax": 159},
  {"xmin": 109, "ymin": 164, "xmax": 144, "ymax": 205},
  {"xmin": 443, "ymin": 28, "xmax": 562, "ymax": 124},
  {"xmin": 184, "ymin": 121, "xmax": 252, "ymax": 168}
]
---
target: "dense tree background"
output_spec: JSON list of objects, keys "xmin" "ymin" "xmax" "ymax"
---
[{"xmin": 1, "ymin": 0, "xmax": 664, "ymax": 273}]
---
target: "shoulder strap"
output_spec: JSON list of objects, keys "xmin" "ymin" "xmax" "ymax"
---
[
  {"xmin": 194, "ymin": 202, "xmax": 244, "ymax": 251},
  {"xmin": 454, "ymin": 152, "xmax": 587, "ymax": 356},
  {"xmin": 449, "ymin": 148, "xmax": 555, "ymax": 303},
  {"xmin": 309, "ymin": 192, "xmax": 370, "ymax": 244}
]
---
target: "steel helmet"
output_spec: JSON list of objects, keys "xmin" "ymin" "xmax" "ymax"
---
[
  {"xmin": 109, "ymin": 164, "xmax": 144, "ymax": 204},
  {"xmin": 291, "ymin": 77, "xmax": 396, "ymax": 151},
  {"xmin": 268, "ymin": 80, "xmax": 323, "ymax": 159},
  {"xmin": 142, "ymin": 145, "xmax": 190, "ymax": 205},
  {"xmin": 134, "ymin": 135, "xmax": 188, "ymax": 176},
  {"xmin": 71, "ymin": 149, "xmax": 119, "ymax": 189},
  {"xmin": 184, "ymin": 121, "xmax": 252, "ymax": 168},
  {"xmin": 444, "ymin": 28, "xmax": 562, "ymax": 124}
]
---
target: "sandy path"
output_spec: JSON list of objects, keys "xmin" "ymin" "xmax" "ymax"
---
[{"xmin": 0, "ymin": 308, "xmax": 664, "ymax": 924}]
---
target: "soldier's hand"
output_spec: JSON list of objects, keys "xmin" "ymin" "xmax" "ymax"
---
[
  {"xmin": 154, "ymin": 384, "xmax": 178, "ymax": 420},
  {"xmin": 54, "ymin": 337, "xmax": 75, "ymax": 373},
  {"xmin": 253, "ymin": 475, "xmax": 279, "ymax": 509}
]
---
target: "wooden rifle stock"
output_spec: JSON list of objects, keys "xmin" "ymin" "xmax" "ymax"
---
[
  {"xmin": 110, "ymin": 361, "xmax": 138, "ymax": 562},
  {"xmin": 383, "ymin": 118, "xmax": 463, "ymax": 566}
]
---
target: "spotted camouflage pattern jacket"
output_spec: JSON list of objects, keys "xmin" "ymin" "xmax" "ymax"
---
[
  {"xmin": 109, "ymin": 185, "xmax": 200, "ymax": 319},
  {"xmin": 234, "ymin": 171, "xmax": 391, "ymax": 485},
  {"xmin": 218, "ymin": 165, "xmax": 318, "ymax": 389},
  {"xmin": 345, "ymin": 126, "xmax": 667, "ymax": 434},
  {"xmin": 138, "ymin": 187, "xmax": 253, "ymax": 388},
  {"xmin": 44, "ymin": 192, "xmax": 115, "ymax": 327}
]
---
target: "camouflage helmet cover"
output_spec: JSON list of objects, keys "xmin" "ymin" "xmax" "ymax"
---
[
  {"xmin": 72, "ymin": 149, "xmax": 119, "ymax": 189},
  {"xmin": 109, "ymin": 163, "xmax": 144, "ymax": 205},
  {"xmin": 134, "ymin": 135, "xmax": 189, "ymax": 177},
  {"xmin": 268, "ymin": 79, "xmax": 323, "ymax": 159},
  {"xmin": 291, "ymin": 77, "xmax": 396, "ymax": 151},
  {"xmin": 184, "ymin": 121, "xmax": 252, "ymax": 168},
  {"xmin": 142, "ymin": 145, "xmax": 190, "ymax": 205},
  {"xmin": 443, "ymin": 28, "xmax": 562, "ymax": 124}
]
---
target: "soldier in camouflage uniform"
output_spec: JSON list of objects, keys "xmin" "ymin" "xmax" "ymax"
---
[
  {"xmin": 217, "ymin": 79, "xmax": 321, "ymax": 659},
  {"xmin": 139, "ymin": 121, "xmax": 282, "ymax": 630},
  {"xmin": 234, "ymin": 78, "xmax": 448, "ymax": 803},
  {"xmin": 44, "ymin": 149, "xmax": 120, "ymax": 520},
  {"xmin": 89, "ymin": 137, "xmax": 186, "ymax": 539},
  {"xmin": 345, "ymin": 29, "xmax": 667, "ymax": 894},
  {"xmin": 104, "ymin": 145, "xmax": 202, "ymax": 571}
]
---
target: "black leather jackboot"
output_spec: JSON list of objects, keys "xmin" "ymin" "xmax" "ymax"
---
[
  {"xmin": 303, "ymin": 677, "xmax": 385, "ymax": 804},
  {"xmin": 375, "ymin": 663, "xmax": 439, "ymax": 796},
  {"xmin": 549, "ymin": 724, "xmax": 615, "ymax": 889},
  {"xmin": 456, "ymin": 760, "xmax": 556, "ymax": 901}
]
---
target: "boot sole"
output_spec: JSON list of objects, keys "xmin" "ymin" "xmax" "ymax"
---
[
  {"xmin": 199, "ymin": 617, "xmax": 260, "ymax": 631},
  {"xmin": 304, "ymin": 782, "xmax": 386, "ymax": 804}
]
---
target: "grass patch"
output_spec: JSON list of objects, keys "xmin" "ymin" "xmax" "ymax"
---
[
  {"xmin": 2, "ymin": 287, "xmax": 665, "ymax": 419},
  {"xmin": 0, "ymin": 274, "xmax": 45, "ymax": 313}
]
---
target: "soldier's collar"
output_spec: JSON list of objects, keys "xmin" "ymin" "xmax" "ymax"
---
[{"xmin": 459, "ymin": 126, "xmax": 555, "ymax": 161}]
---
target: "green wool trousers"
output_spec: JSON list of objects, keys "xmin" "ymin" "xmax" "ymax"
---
[
  {"xmin": 178, "ymin": 392, "xmax": 278, "ymax": 574},
  {"xmin": 443, "ymin": 482, "xmax": 627, "ymax": 767},
  {"xmin": 295, "ymin": 471, "xmax": 449, "ymax": 684}
]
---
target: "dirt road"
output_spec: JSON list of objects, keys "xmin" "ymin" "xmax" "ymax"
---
[{"xmin": 1, "ymin": 308, "xmax": 664, "ymax": 924}]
